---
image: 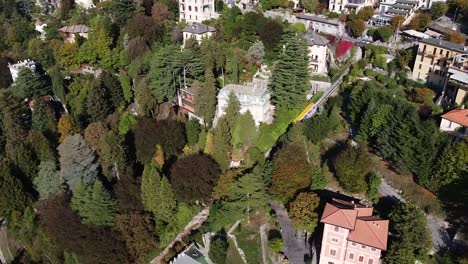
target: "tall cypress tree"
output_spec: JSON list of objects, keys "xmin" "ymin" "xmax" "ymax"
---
[
  {"xmin": 270, "ymin": 34, "xmax": 310, "ymax": 109},
  {"xmin": 195, "ymin": 70, "xmax": 217, "ymax": 127}
]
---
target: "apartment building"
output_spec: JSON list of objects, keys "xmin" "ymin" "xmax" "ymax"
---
[
  {"xmin": 412, "ymin": 38, "xmax": 468, "ymax": 88},
  {"xmin": 296, "ymin": 14, "xmax": 345, "ymax": 36},
  {"xmin": 305, "ymin": 29, "xmax": 330, "ymax": 74},
  {"xmin": 319, "ymin": 198, "xmax": 389, "ymax": 264},
  {"xmin": 328, "ymin": 0, "xmax": 373, "ymax": 13},
  {"xmin": 179, "ymin": 0, "xmax": 219, "ymax": 23}
]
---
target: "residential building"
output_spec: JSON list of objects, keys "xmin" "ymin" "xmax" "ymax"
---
[
  {"xmin": 439, "ymin": 108, "xmax": 468, "ymax": 138},
  {"xmin": 179, "ymin": 0, "xmax": 219, "ymax": 23},
  {"xmin": 71, "ymin": 64, "xmax": 103, "ymax": 78},
  {"xmin": 378, "ymin": 0, "xmax": 396, "ymax": 12},
  {"xmin": 177, "ymin": 86, "xmax": 203, "ymax": 122},
  {"xmin": 328, "ymin": 0, "xmax": 373, "ymax": 13},
  {"xmin": 443, "ymin": 54, "xmax": 468, "ymax": 105},
  {"xmin": 319, "ymin": 198, "xmax": 389, "ymax": 264},
  {"xmin": 75, "ymin": 0, "xmax": 94, "ymax": 8},
  {"xmin": 8, "ymin": 59, "xmax": 36, "ymax": 83},
  {"xmin": 305, "ymin": 29, "xmax": 330, "ymax": 74},
  {"xmin": 296, "ymin": 14, "xmax": 344, "ymax": 36},
  {"xmin": 59, "ymin": 24, "xmax": 90, "ymax": 43},
  {"xmin": 34, "ymin": 20, "xmax": 47, "ymax": 40},
  {"xmin": 215, "ymin": 78, "xmax": 274, "ymax": 126},
  {"xmin": 170, "ymin": 243, "xmax": 211, "ymax": 264},
  {"xmin": 412, "ymin": 38, "xmax": 467, "ymax": 88},
  {"xmin": 182, "ymin": 23, "xmax": 216, "ymax": 46}
]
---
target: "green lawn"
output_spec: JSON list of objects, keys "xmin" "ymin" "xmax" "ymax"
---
[
  {"xmin": 235, "ymin": 227, "xmax": 262, "ymax": 264},
  {"xmin": 226, "ymin": 237, "xmax": 245, "ymax": 264}
]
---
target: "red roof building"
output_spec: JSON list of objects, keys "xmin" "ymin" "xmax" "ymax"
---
[
  {"xmin": 440, "ymin": 108, "xmax": 468, "ymax": 138},
  {"xmin": 319, "ymin": 198, "xmax": 389, "ymax": 264}
]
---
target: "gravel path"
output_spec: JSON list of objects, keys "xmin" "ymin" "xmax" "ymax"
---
[
  {"xmin": 271, "ymin": 202, "xmax": 310, "ymax": 264},
  {"xmin": 378, "ymin": 179, "xmax": 451, "ymax": 253}
]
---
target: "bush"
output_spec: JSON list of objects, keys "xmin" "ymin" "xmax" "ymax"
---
[
  {"xmin": 364, "ymin": 69, "xmax": 377, "ymax": 77},
  {"xmin": 268, "ymin": 238, "xmax": 283, "ymax": 253}
]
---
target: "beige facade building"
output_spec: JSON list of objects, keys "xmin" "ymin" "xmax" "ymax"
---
[
  {"xmin": 319, "ymin": 199, "xmax": 389, "ymax": 264},
  {"xmin": 305, "ymin": 29, "xmax": 330, "ymax": 74},
  {"xmin": 412, "ymin": 38, "xmax": 467, "ymax": 88}
]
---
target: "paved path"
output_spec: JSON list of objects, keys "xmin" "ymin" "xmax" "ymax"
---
[
  {"xmin": 150, "ymin": 205, "xmax": 211, "ymax": 264},
  {"xmin": 378, "ymin": 179, "xmax": 451, "ymax": 253},
  {"xmin": 271, "ymin": 202, "xmax": 310, "ymax": 264},
  {"xmin": 227, "ymin": 220, "xmax": 247, "ymax": 264},
  {"xmin": 260, "ymin": 224, "xmax": 268, "ymax": 264}
]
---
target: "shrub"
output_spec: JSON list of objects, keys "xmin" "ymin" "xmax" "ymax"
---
[{"xmin": 268, "ymin": 238, "xmax": 284, "ymax": 253}]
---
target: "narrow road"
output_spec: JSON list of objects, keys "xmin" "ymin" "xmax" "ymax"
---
[
  {"xmin": 150, "ymin": 205, "xmax": 211, "ymax": 264},
  {"xmin": 378, "ymin": 179, "xmax": 451, "ymax": 253},
  {"xmin": 271, "ymin": 202, "xmax": 310, "ymax": 264}
]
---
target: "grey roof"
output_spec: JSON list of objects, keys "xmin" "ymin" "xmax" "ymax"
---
[
  {"xmin": 305, "ymin": 29, "xmax": 330, "ymax": 46},
  {"xmin": 395, "ymin": 0, "xmax": 418, "ymax": 4},
  {"xmin": 387, "ymin": 8, "xmax": 409, "ymax": 15},
  {"xmin": 392, "ymin": 4, "xmax": 413, "ymax": 9},
  {"xmin": 59, "ymin": 24, "xmax": 90, "ymax": 33},
  {"xmin": 182, "ymin": 23, "xmax": 216, "ymax": 34},
  {"xmin": 296, "ymin": 14, "xmax": 339, "ymax": 26},
  {"xmin": 420, "ymin": 38, "xmax": 467, "ymax": 53},
  {"xmin": 220, "ymin": 78, "xmax": 269, "ymax": 97}
]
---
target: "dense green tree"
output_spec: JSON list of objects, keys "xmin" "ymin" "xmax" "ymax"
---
[
  {"xmin": 385, "ymin": 203, "xmax": 431, "ymax": 262},
  {"xmin": 270, "ymin": 34, "xmax": 310, "ymax": 109},
  {"xmin": 108, "ymin": 0, "xmax": 136, "ymax": 26},
  {"xmin": 209, "ymin": 234, "xmax": 228, "ymax": 264},
  {"xmin": 431, "ymin": 2, "xmax": 448, "ymax": 19},
  {"xmin": 347, "ymin": 19, "xmax": 366, "ymax": 37},
  {"xmin": 271, "ymin": 144, "xmax": 312, "ymax": 202},
  {"xmin": 58, "ymin": 42, "xmax": 80, "ymax": 69},
  {"xmin": 58, "ymin": 134, "xmax": 99, "ymax": 191},
  {"xmin": 212, "ymin": 170, "xmax": 238, "ymax": 201},
  {"xmin": 212, "ymin": 118, "xmax": 231, "ymax": 171},
  {"xmin": 409, "ymin": 13, "xmax": 432, "ymax": 30},
  {"xmin": 169, "ymin": 154, "xmax": 221, "ymax": 202},
  {"xmin": 390, "ymin": 15, "xmax": 405, "ymax": 30},
  {"xmin": 186, "ymin": 119, "xmax": 201, "ymax": 145},
  {"xmin": 366, "ymin": 172, "xmax": 381, "ymax": 201},
  {"xmin": 377, "ymin": 26, "xmax": 394, "ymax": 42},
  {"xmin": 32, "ymin": 98, "xmax": 57, "ymax": 137},
  {"xmin": 48, "ymin": 66, "xmax": 66, "ymax": 103},
  {"xmin": 28, "ymin": 130, "xmax": 56, "ymax": 162},
  {"xmin": 134, "ymin": 118, "xmax": 186, "ymax": 163},
  {"xmin": 333, "ymin": 145, "xmax": 371, "ymax": 193},
  {"xmin": 357, "ymin": 6, "xmax": 374, "ymax": 20},
  {"xmin": 100, "ymin": 71, "xmax": 125, "ymax": 109},
  {"xmin": 16, "ymin": 143, "xmax": 39, "ymax": 180},
  {"xmin": 149, "ymin": 45, "xmax": 180, "ymax": 102},
  {"xmin": 87, "ymin": 79, "xmax": 113, "ymax": 122},
  {"xmin": 289, "ymin": 192, "xmax": 319, "ymax": 232},
  {"xmin": 194, "ymin": 70, "xmax": 217, "ymax": 127},
  {"xmin": 12, "ymin": 68, "xmax": 48, "ymax": 99},
  {"xmin": 420, "ymin": 142, "xmax": 468, "ymax": 193},
  {"xmin": 300, "ymin": 0, "xmax": 318, "ymax": 12},
  {"xmin": 58, "ymin": 114, "xmax": 80, "ymax": 142},
  {"xmin": 0, "ymin": 161, "xmax": 32, "ymax": 219},
  {"xmin": 33, "ymin": 161, "xmax": 63, "ymax": 199},
  {"xmin": 179, "ymin": 48, "xmax": 205, "ymax": 88},
  {"xmin": 27, "ymin": 38, "xmax": 55, "ymax": 69},
  {"xmin": 71, "ymin": 181, "xmax": 117, "ymax": 226},
  {"xmin": 232, "ymin": 110, "xmax": 257, "ymax": 157}
]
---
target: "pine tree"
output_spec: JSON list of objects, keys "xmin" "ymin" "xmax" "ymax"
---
[
  {"xmin": 32, "ymin": 98, "xmax": 57, "ymax": 137},
  {"xmin": 270, "ymin": 34, "xmax": 310, "ymax": 109},
  {"xmin": 33, "ymin": 161, "xmax": 64, "ymax": 199},
  {"xmin": 48, "ymin": 66, "xmax": 66, "ymax": 103},
  {"xmin": 58, "ymin": 134, "xmax": 99, "ymax": 191},
  {"xmin": 0, "ymin": 161, "xmax": 32, "ymax": 219},
  {"xmin": 212, "ymin": 118, "xmax": 231, "ymax": 171},
  {"xmin": 86, "ymin": 80, "xmax": 113, "ymax": 122},
  {"xmin": 141, "ymin": 161, "xmax": 161, "ymax": 214},
  {"xmin": 232, "ymin": 110, "xmax": 257, "ymax": 157},
  {"xmin": 179, "ymin": 48, "xmax": 205, "ymax": 88},
  {"xmin": 149, "ymin": 45, "xmax": 180, "ymax": 102},
  {"xmin": 186, "ymin": 119, "xmax": 201, "ymax": 146},
  {"xmin": 195, "ymin": 70, "xmax": 217, "ymax": 127},
  {"xmin": 71, "ymin": 181, "xmax": 117, "ymax": 226},
  {"xmin": 157, "ymin": 176, "xmax": 177, "ymax": 223},
  {"xmin": 12, "ymin": 68, "xmax": 48, "ymax": 99}
]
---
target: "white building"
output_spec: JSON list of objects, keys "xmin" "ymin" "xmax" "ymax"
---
[
  {"xmin": 296, "ymin": 14, "xmax": 344, "ymax": 36},
  {"xmin": 216, "ymin": 78, "xmax": 274, "ymax": 126},
  {"xmin": 328, "ymin": 0, "xmax": 373, "ymax": 13},
  {"xmin": 179, "ymin": 0, "xmax": 219, "ymax": 23},
  {"xmin": 8, "ymin": 60, "xmax": 36, "ymax": 83},
  {"xmin": 182, "ymin": 23, "xmax": 216, "ymax": 46},
  {"xmin": 439, "ymin": 108, "xmax": 468, "ymax": 138},
  {"xmin": 378, "ymin": 0, "xmax": 396, "ymax": 12},
  {"xmin": 305, "ymin": 29, "xmax": 330, "ymax": 74},
  {"xmin": 34, "ymin": 20, "xmax": 47, "ymax": 40},
  {"xmin": 75, "ymin": 0, "xmax": 106, "ymax": 9}
]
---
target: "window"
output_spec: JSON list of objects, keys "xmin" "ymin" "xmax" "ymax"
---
[
  {"xmin": 188, "ymin": 5, "xmax": 192, "ymax": 11},
  {"xmin": 368, "ymin": 259, "xmax": 374, "ymax": 264},
  {"xmin": 361, "ymin": 245, "xmax": 366, "ymax": 249},
  {"xmin": 439, "ymin": 49, "xmax": 443, "ymax": 55},
  {"xmin": 433, "ymin": 48, "xmax": 437, "ymax": 55},
  {"xmin": 352, "ymin": 242, "xmax": 356, "ymax": 246},
  {"xmin": 331, "ymin": 238, "xmax": 339, "ymax": 243},
  {"xmin": 371, "ymin": 247, "xmax": 376, "ymax": 252},
  {"xmin": 195, "ymin": 6, "xmax": 198, "ymax": 11},
  {"xmin": 334, "ymin": 226, "xmax": 339, "ymax": 232},
  {"xmin": 358, "ymin": 256, "xmax": 364, "ymax": 262},
  {"xmin": 328, "ymin": 262, "xmax": 334, "ymax": 264},
  {"xmin": 446, "ymin": 51, "xmax": 449, "ymax": 57},
  {"xmin": 419, "ymin": 64, "xmax": 422, "ymax": 69},
  {"xmin": 330, "ymin": 249, "xmax": 337, "ymax": 256},
  {"xmin": 349, "ymin": 252, "xmax": 355, "ymax": 259}
]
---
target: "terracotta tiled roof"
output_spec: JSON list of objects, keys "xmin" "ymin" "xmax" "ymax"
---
[
  {"xmin": 442, "ymin": 109, "xmax": 468, "ymax": 126},
  {"xmin": 348, "ymin": 217, "xmax": 389, "ymax": 250},
  {"xmin": 321, "ymin": 198, "xmax": 389, "ymax": 251}
]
